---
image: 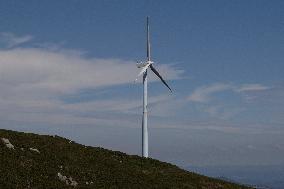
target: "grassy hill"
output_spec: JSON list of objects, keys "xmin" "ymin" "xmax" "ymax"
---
[{"xmin": 0, "ymin": 129, "xmax": 251, "ymax": 189}]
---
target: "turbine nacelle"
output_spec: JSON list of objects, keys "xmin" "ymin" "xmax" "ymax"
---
[{"xmin": 136, "ymin": 60, "xmax": 153, "ymax": 68}]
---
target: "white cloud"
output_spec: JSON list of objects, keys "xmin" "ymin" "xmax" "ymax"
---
[
  {"xmin": 0, "ymin": 48, "xmax": 182, "ymax": 94},
  {"xmin": 0, "ymin": 32, "xmax": 33, "ymax": 48},
  {"xmin": 0, "ymin": 45, "xmax": 183, "ymax": 126}
]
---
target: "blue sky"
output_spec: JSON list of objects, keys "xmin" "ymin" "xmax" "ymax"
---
[{"xmin": 0, "ymin": 0, "xmax": 284, "ymax": 167}]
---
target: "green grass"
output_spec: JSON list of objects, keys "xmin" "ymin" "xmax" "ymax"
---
[{"xmin": 0, "ymin": 129, "xmax": 251, "ymax": 189}]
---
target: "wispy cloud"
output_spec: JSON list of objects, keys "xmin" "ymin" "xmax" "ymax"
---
[
  {"xmin": 188, "ymin": 83, "xmax": 270, "ymax": 103},
  {"xmin": 0, "ymin": 32, "xmax": 33, "ymax": 48},
  {"xmin": 235, "ymin": 84, "xmax": 270, "ymax": 92},
  {"xmin": 64, "ymin": 94, "xmax": 172, "ymax": 113},
  {"xmin": 187, "ymin": 83, "xmax": 232, "ymax": 102},
  {"xmin": 203, "ymin": 105, "xmax": 245, "ymax": 120},
  {"xmin": 187, "ymin": 83, "xmax": 271, "ymax": 120}
]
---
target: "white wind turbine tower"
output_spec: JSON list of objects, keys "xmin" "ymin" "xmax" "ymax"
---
[{"xmin": 136, "ymin": 17, "xmax": 172, "ymax": 158}]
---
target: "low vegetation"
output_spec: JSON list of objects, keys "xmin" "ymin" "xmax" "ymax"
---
[{"xmin": 0, "ymin": 129, "xmax": 251, "ymax": 188}]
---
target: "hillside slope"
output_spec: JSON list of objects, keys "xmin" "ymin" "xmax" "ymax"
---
[{"xmin": 0, "ymin": 129, "xmax": 251, "ymax": 189}]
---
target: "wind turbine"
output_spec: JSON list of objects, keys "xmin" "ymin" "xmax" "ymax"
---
[{"xmin": 136, "ymin": 17, "xmax": 172, "ymax": 158}]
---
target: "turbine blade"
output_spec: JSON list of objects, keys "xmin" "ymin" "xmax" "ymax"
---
[
  {"xmin": 150, "ymin": 64, "xmax": 172, "ymax": 92},
  {"xmin": 147, "ymin": 16, "xmax": 151, "ymax": 61},
  {"xmin": 135, "ymin": 63, "xmax": 150, "ymax": 81}
]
